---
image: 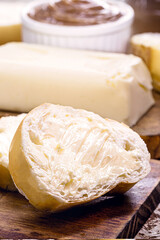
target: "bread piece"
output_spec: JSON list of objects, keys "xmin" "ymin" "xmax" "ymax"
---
[
  {"xmin": 0, "ymin": 42, "xmax": 154, "ymax": 127},
  {"xmin": 9, "ymin": 104, "xmax": 150, "ymax": 211},
  {"xmin": 0, "ymin": 1, "xmax": 28, "ymax": 45},
  {"xmin": 131, "ymin": 33, "xmax": 160, "ymax": 92},
  {"xmin": 0, "ymin": 114, "xmax": 26, "ymax": 191}
]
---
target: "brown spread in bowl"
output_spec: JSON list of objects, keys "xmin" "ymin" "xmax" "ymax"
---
[{"xmin": 28, "ymin": 0, "xmax": 123, "ymax": 26}]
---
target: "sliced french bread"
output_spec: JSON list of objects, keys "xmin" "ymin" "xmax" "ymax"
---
[
  {"xmin": 0, "ymin": 114, "xmax": 26, "ymax": 191},
  {"xmin": 9, "ymin": 104, "xmax": 150, "ymax": 211}
]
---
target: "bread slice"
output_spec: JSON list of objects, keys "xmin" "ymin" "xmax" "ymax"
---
[
  {"xmin": 131, "ymin": 33, "xmax": 160, "ymax": 92},
  {"xmin": 9, "ymin": 104, "xmax": 150, "ymax": 211},
  {"xmin": 0, "ymin": 114, "xmax": 26, "ymax": 191}
]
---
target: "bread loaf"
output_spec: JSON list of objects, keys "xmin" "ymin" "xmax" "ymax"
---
[
  {"xmin": 0, "ymin": 114, "xmax": 26, "ymax": 191},
  {"xmin": 9, "ymin": 104, "xmax": 150, "ymax": 211},
  {"xmin": 131, "ymin": 33, "xmax": 160, "ymax": 92},
  {"xmin": 0, "ymin": 1, "xmax": 27, "ymax": 44}
]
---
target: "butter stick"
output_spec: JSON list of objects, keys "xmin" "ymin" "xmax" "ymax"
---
[{"xmin": 0, "ymin": 42, "xmax": 154, "ymax": 126}]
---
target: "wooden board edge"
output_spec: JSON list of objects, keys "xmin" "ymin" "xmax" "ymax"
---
[{"xmin": 117, "ymin": 181, "xmax": 160, "ymax": 238}]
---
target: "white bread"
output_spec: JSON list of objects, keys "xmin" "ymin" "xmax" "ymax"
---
[
  {"xmin": 0, "ymin": 114, "xmax": 26, "ymax": 191},
  {"xmin": 0, "ymin": 1, "xmax": 28, "ymax": 45},
  {"xmin": 131, "ymin": 33, "xmax": 160, "ymax": 92},
  {"xmin": 9, "ymin": 104, "xmax": 150, "ymax": 211}
]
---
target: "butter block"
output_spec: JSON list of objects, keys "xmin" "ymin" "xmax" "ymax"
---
[
  {"xmin": 0, "ymin": 114, "xmax": 26, "ymax": 191},
  {"xmin": 131, "ymin": 33, "xmax": 160, "ymax": 92},
  {"xmin": 0, "ymin": 42, "xmax": 154, "ymax": 126},
  {"xmin": 0, "ymin": 1, "xmax": 28, "ymax": 45}
]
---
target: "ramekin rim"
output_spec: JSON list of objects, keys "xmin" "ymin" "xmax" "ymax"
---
[{"xmin": 21, "ymin": 0, "xmax": 134, "ymax": 36}]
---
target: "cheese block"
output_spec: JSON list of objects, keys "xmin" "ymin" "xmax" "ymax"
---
[
  {"xmin": 0, "ymin": 113, "xmax": 26, "ymax": 191},
  {"xmin": 0, "ymin": 42, "xmax": 154, "ymax": 127},
  {"xmin": 0, "ymin": 1, "xmax": 28, "ymax": 45},
  {"xmin": 131, "ymin": 33, "xmax": 160, "ymax": 92},
  {"xmin": 9, "ymin": 103, "xmax": 151, "ymax": 212}
]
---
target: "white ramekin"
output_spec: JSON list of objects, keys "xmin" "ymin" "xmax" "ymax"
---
[{"xmin": 21, "ymin": 0, "xmax": 134, "ymax": 52}]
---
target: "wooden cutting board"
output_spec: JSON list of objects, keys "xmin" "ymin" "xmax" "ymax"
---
[
  {"xmin": 132, "ymin": 91, "xmax": 160, "ymax": 159},
  {"xmin": 0, "ymin": 91, "xmax": 160, "ymax": 159},
  {"xmin": 0, "ymin": 160, "xmax": 159, "ymax": 239}
]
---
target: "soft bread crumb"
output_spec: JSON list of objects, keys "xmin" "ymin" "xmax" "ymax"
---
[{"xmin": 9, "ymin": 104, "xmax": 150, "ymax": 211}]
